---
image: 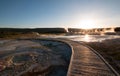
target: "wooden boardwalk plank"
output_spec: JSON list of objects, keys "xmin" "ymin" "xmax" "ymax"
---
[{"xmin": 61, "ymin": 40, "xmax": 116, "ymax": 76}]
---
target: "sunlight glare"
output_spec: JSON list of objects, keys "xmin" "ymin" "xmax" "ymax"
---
[
  {"xmin": 78, "ymin": 19, "xmax": 97, "ymax": 29},
  {"xmin": 84, "ymin": 34, "xmax": 90, "ymax": 42}
]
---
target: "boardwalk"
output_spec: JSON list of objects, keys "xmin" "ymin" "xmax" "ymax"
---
[{"xmin": 60, "ymin": 39, "xmax": 117, "ymax": 76}]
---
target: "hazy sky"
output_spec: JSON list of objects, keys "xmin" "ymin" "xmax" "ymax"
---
[{"xmin": 0, "ymin": 0, "xmax": 120, "ymax": 28}]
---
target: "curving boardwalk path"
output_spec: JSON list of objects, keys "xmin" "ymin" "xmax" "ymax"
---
[{"xmin": 59, "ymin": 39, "xmax": 117, "ymax": 76}]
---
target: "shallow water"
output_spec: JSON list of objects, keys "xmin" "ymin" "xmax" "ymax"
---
[{"xmin": 55, "ymin": 35, "xmax": 120, "ymax": 42}]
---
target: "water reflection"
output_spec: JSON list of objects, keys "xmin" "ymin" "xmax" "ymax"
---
[
  {"xmin": 54, "ymin": 35, "xmax": 120, "ymax": 42},
  {"xmin": 84, "ymin": 34, "xmax": 90, "ymax": 42},
  {"xmin": 44, "ymin": 34, "xmax": 120, "ymax": 42}
]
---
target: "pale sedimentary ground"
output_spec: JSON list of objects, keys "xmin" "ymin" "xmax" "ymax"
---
[{"xmin": 0, "ymin": 39, "xmax": 71, "ymax": 76}]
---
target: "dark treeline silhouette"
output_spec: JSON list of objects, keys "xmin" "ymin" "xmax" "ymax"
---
[
  {"xmin": 68, "ymin": 28, "xmax": 84, "ymax": 32},
  {"xmin": 115, "ymin": 27, "xmax": 120, "ymax": 32},
  {"xmin": 0, "ymin": 28, "xmax": 67, "ymax": 33},
  {"xmin": 68, "ymin": 27, "xmax": 120, "ymax": 35},
  {"xmin": 0, "ymin": 28, "xmax": 67, "ymax": 38},
  {"xmin": 68, "ymin": 28, "xmax": 104, "ymax": 33}
]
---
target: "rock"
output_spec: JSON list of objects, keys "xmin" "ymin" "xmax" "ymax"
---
[
  {"xmin": 17, "ymin": 63, "xmax": 51, "ymax": 76},
  {"xmin": 0, "ymin": 63, "xmax": 6, "ymax": 71}
]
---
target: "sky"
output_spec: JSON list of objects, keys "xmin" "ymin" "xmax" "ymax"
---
[{"xmin": 0, "ymin": 0, "xmax": 120, "ymax": 28}]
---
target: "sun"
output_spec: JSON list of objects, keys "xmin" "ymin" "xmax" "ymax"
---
[{"xmin": 77, "ymin": 19, "xmax": 97, "ymax": 29}]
